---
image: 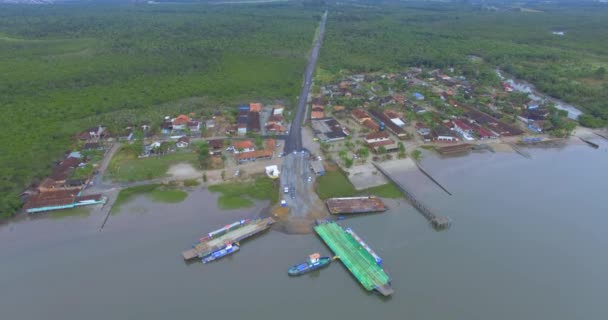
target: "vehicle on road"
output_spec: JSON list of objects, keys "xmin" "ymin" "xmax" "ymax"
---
[
  {"xmin": 284, "ymin": 186, "xmax": 289, "ymax": 194},
  {"xmin": 307, "ymin": 176, "xmax": 312, "ymax": 183}
]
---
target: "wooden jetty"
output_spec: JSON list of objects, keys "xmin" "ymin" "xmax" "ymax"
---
[
  {"xmin": 373, "ymin": 163, "xmax": 452, "ymax": 230},
  {"xmin": 182, "ymin": 217, "xmax": 275, "ymax": 261}
]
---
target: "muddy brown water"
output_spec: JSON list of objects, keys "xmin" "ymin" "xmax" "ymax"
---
[{"xmin": 0, "ymin": 143, "xmax": 606, "ymax": 320}]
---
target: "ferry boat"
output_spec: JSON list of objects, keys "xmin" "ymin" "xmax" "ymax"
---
[
  {"xmin": 288, "ymin": 253, "xmax": 331, "ymax": 276},
  {"xmin": 202, "ymin": 242, "xmax": 239, "ymax": 264}
]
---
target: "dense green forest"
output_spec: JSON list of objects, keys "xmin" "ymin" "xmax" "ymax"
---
[
  {"xmin": 319, "ymin": 1, "xmax": 608, "ymax": 126},
  {"xmin": 0, "ymin": 3, "xmax": 319, "ymax": 217},
  {"xmin": 2, "ymin": 1, "xmax": 608, "ymax": 217}
]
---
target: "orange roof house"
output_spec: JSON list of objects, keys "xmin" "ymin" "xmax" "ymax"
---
[
  {"xmin": 249, "ymin": 103, "xmax": 262, "ymax": 113},
  {"xmin": 233, "ymin": 140, "xmax": 255, "ymax": 150},
  {"xmin": 352, "ymin": 109, "xmax": 371, "ymax": 123},
  {"xmin": 311, "ymin": 111, "xmax": 325, "ymax": 119},
  {"xmin": 173, "ymin": 115, "xmax": 191, "ymax": 125}
]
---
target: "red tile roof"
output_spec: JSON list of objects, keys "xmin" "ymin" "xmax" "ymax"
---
[
  {"xmin": 249, "ymin": 103, "xmax": 262, "ymax": 113},
  {"xmin": 311, "ymin": 111, "xmax": 325, "ymax": 119},
  {"xmin": 365, "ymin": 132, "xmax": 389, "ymax": 140},
  {"xmin": 233, "ymin": 140, "xmax": 255, "ymax": 150},
  {"xmin": 352, "ymin": 109, "xmax": 370, "ymax": 120},
  {"xmin": 453, "ymin": 119, "xmax": 473, "ymax": 131},
  {"xmin": 266, "ymin": 123, "xmax": 286, "ymax": 132},
  {"xmin": 173, "ymin": 115, "xmax": 191, "ymax": 125},
  {"xmin": 362, "ymin": 118, "xmax": 379, "ymax": 131}
]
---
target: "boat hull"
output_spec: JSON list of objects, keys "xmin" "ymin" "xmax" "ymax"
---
[
  {"xmin": 288, "ymin": 257, "xmax": 331, "ymax": 276},
  {"xmin": 202, "ymin": 245, "xmax": 240, "ymax": 264}
]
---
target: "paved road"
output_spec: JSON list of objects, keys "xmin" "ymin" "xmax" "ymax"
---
[{"xmin": 285, "ymin": 11, "xmax": 328, "ymax": 154}]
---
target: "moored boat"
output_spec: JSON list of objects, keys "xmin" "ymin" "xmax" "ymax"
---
[
  {"xmin": 202, "ymin": 242, "xmax": 240, "ymax": 264},
  {"xmin": 288, "ymin": 253, "xmax": 331, "ymax": 276}
]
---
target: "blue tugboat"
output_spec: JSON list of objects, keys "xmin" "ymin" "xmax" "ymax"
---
[
  {"xmin": 288, "ymin": 253, "xmax": 332, "ymax": 276},
  {"xmin": 202, "ymin": 242, "xmax": 239, "ymax": 264}
]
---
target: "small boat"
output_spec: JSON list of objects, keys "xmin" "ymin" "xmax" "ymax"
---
[
  {"xmin": 202, "ymin": 242, "xmax": 240, "ymax": 264},
  {"xmin": 288, "ymin": 253, "xmax": 331, "ymax": 276}
]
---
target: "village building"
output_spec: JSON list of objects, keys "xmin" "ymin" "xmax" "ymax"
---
[
  {"xmin": 365, "ymin": 132, "xmax": 390, "ymax": 144},
  {"xmin": 311, "ymin": 117, "xmax": 349, "ymax": 142},
  {"xmin": 232, "ymin": 140, "xmax": 255, "ymax": 154},
  {"xmin": 171, "ymin": 115, "xmax": 191, "ymax": 130},
  {"xmin": 77, "ymin": 126, "xmax": 110, "ymax": 142},
  {"xmin": 272, "ymin": 105, "xmax": 285, "ymax": 115},
  {"xmin": 205, "ymin": 119, "xmax": 216, "ymax": 129},
  {"xmin": 368, "ymin": 109, "xmax": 408, "ymax": 139},
  {"xmin": 235, "ymin": 139, "xmax": 275, "ymax": 164},
  {"xmin": 176, "ymin": 136, "xmax": 190, "ymax": 148},
  {"xmin": 248, "ymin": 111, "xmax": 261, "ymax": 133},
  {"xmin": 310, "ymin": 160, "xmax": 325, "ymax": 176},
  {"xmin": 351, "ymin": 109, "xmax": 372, "ymax": 124},
  {"xmin": 452, "ymin": 119, "xmax": 475, "ymax": 141},
  {"xmin": 208, "ymin": 139, "xmax": 224, "ymax": 155},
  {"xmin": 432, "ymin": 126, "xmax": 459, "ymax": 142},
  {"xmin": 249, "ymin": 102, "xmax": 262, "ymax": 113},
  {"xmin": 311, "ymin": 104, "xmax": 325, "ymax": 119}
]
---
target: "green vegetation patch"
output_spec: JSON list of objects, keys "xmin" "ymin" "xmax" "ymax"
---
[
  {"xmin": 47, "ymin": 207, "xmax": 91, "ymax": 219},
  {"xmin": 316, "ymin": 168, "xmax": 402, "ymax": 200},
  {"xmin": 183, "ymin": 179, "xmax": 200, "ymax": 187},
  {"xmin": 208, "ymin": 177, "xmax": 278, "ymax": 210},
  {"xmin": 112, "ymin": 184, "xmax": 187, "ymax": 214},
  {"xmin": 360, "ymin": 183, "xmax": 403, "ymax": 199},
  {"xmin": 107, "ymin": 147, "xmax": 198, "ymax": 182},
  {"xmin": 315, "ymin": 170, "xmax": 357, "ymax": 200}
]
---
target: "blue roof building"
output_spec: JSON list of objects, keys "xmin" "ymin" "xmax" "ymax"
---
[{"xmin": 413, "ymin": 92, "xmax": 425, "ymax": 100}]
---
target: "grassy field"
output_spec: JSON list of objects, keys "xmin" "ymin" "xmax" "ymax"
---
[
  {"xmin": 47, "ymin": 207, "xmax": 91, "ymax": 219},
  {"xmin": 107, "ymin": 147, "xmax": 198, "ymax": 182},
  {"xmin": 112, "ymin": 184, "xmax": 188, "ymax": 214},
  {"xmin": 0, "ymin": 3, "xmax": 318, "ymax": 216},
  {"xmin": 208, "ymin": 176, "xmax": 279, "ymax": 209},
  {"xmin": 315, "ymin": 167, "xmax": 402, "ymax": 200}
]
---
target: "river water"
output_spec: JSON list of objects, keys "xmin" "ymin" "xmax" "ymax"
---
[{"xmin": 1, "ymin": 142, "xmax": 607, "ymax": 320}]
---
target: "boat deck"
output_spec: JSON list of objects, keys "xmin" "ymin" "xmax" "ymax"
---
[
  {"xmin": 314, "ymin": 221, "xmax": 393, "ymax": 296},
  {"xmin": 182, "ymin": 217, "xmax": 275, "ymax": 260},
  {"xmin": 325, "ymin": 197, "xmax": 387, "ymax": 215}
]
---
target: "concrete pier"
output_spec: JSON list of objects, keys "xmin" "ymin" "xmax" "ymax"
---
[{"xmin": 373, "ymin": 163, "xmax": 452, "ymax": 230}]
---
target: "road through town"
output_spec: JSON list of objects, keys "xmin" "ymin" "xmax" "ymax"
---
[{"xmin": 284, "ymin": 10, "xmax": 327, "ymax": 154}]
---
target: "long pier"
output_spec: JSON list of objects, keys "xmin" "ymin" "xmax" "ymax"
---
[
  {"xmin": 414, "ymin": 162, "xmax": 452, "ymax": 196},
  {"xmin": 182, "ymin": 217, "xmax": 275, "ymax": 261},
  {"xmin": 373, "ymin": 163, "xmax": 452, "ymax": 230},
  {"xmin": 314, "ymin": 220, "xmax": 393, "ymax": 296}
]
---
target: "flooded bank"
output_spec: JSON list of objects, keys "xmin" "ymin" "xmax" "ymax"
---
[
  {"xmin": 1, "ymin": 143, "xmax": 607, "ymax": 320},
  {"xmin": 496, "ymin": 69, "xmax": 583, "ymax": 120}
]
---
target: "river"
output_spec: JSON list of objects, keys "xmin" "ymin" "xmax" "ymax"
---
[
  {"xmin": 1, "ymin": 142, "xmax": 607, "ymax": 320},
  {"xmin": 496, "ymin": 69, "xmax": 583, "ymax": 120}
]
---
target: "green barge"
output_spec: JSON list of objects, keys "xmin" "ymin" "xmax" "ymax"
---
[{"xmin": 314, "ymin": 220, "xmax": 393, "ymax": 296}]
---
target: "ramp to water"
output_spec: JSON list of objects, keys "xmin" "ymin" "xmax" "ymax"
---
[
  {"xmin": 314, "ymin": 221, "xmax": 393, "ymax": 296},
  {"xmin": 182, "ymin": 217, "xmax": 275, "ymax": 260}
]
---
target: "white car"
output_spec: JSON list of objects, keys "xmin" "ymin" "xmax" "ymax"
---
[
  {"xmin": 284, "ymin": 187, "xmax": 289, "ymax": 193},
  {"xmin": 234, "ymin": 170, "xmax": 240, "ymax": 176},
  {"xmin": 307, "ymin": 176, "xmax": 312, "ymax": 182}
]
